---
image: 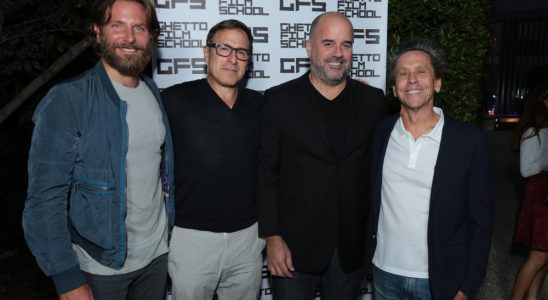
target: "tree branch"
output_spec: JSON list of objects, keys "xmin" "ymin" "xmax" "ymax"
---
[{"xmin": 0, "ymin": 37, "xmax": 92, "ymax": 125}]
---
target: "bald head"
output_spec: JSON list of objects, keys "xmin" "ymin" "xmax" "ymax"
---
[{"xmin": 309, "ymin": 12, "xmax": 354, "ymax": 42}]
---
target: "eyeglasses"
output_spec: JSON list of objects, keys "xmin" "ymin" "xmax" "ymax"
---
[{"xmin": 206, "ymin": 43, "xmax": 250, "ymax": 61}]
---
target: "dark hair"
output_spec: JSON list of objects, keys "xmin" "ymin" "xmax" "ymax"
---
[
  {"xmin": 308, "ymin": 12, "xmax": 353, "ymax": 41},
  {"xmin": 511, "ymin": 80, "xmax": 548, "ymax": 151},
  {"xmin": 388, "ymin": 39, "xmax": 447, "ymax": 85},
  {"xmin": 90, "ymin": 0, "xmax": 160, "ymax": 47},
  {"xmin": 206, "ymin": 19, "xmax": 253, "ymax": 55}
]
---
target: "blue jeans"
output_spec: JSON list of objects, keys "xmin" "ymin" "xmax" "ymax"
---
[
  {"xmin": 372, "ymin": 265, "xmax": 431, "ymax": 300},
  {"xmin": 271, "ymin": 248, "xmax": 364, "ymax": 300}
]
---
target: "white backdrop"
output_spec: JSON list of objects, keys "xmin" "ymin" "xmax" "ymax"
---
[
  {"xmin": 153, "ymin": 0, "xmax": 387, "ymax": 92},
  {"xmin": 154, "ymin": 1, "xmax": 387, "ymax": 299}
]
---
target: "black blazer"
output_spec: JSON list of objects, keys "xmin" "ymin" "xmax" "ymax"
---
[
  {"xmin": 258, "ymin": 72, "xmax": 386, "ymax": 273},
  {"xmin": 365, "ymin": 115, "xmax": 495, "ymax": 299}
]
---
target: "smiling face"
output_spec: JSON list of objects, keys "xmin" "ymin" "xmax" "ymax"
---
[
  {"xmin": 306, "ymin": 14, "xmax": 353, "ymax": 86},
  {"xmin": 94, "ymin": 0, "xmax": 152, "ymax": 78},
  {"xmin": 392, "ymin": 50, "xmax": 442, "ymax": 112},
  {"xmin": 204, "ymin": 28, "xmax": 250, "ymax": 90}
]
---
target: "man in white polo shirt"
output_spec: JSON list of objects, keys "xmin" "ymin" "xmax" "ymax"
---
[{"xmin": 365, "ymin": 40, "xmax": 494, "ymax": 300}]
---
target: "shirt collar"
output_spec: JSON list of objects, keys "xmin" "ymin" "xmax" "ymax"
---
[
  {"xmin": 394, "ymin": 107, "xmax": 445, "ymax": 142},
  {"xmin": 429, "ymin": 107, "xmax": 444, "ymax": 142}
]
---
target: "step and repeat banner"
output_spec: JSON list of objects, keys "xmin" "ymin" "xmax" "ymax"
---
[
  {"xmin": 154, "ymin": 1, "xmax": 387, "ymax": 299},
  {"xmin": 153, "ymin": 0, "xmax": 388, "ymax": 92}
]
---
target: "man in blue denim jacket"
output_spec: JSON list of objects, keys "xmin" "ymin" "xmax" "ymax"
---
[{"xmin": 22, "ymin": 1, "xmax": 174, "ymax": 299}]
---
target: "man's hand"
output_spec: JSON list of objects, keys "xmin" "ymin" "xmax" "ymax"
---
[
  {"xmin": 265, "ymin": 235, "xmax": 294, "ymax": 278},
  {"xmin": 452, "ymin": 290, "xmax": 468, "ymax": 300},
  {"xmin": 59, "ymin": 284, "xmax": 94, "ymax": 300}
]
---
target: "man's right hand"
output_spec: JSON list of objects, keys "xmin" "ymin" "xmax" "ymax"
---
[
  {"xmin": 265, "ymin": 235, "xmax": 294, "ymax": 278},
  {"xmin": 59, "ymin": 284, "xmax": 94, "ymax": 300}
]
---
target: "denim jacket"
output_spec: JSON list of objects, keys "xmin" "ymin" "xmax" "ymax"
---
[{"xmin": 22, "ymin": 62, "xmax": 175, "ymax": 294}]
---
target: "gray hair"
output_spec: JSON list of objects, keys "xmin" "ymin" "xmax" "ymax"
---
[{"xmin": 388, "ymin": 39, "xmax": 447, "ymax": 84}]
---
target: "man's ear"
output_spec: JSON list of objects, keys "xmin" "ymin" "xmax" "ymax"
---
[
  {"xmin": 435, "ymin": 78, "xmax": 442, "ymax": 93},
  {"xmin": 203, "ymin": 46, "xmax": 210, "ymax": 64},
  {"xmin": 305, "ymin": 39, "xmax": 312, "ymax": 58},
  {"xmin": 92, "ymin": 24, "xmax": 101, "ymax": 43}
]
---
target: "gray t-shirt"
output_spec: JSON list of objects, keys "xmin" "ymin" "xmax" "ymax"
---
[{"xmin": 74, "ymin": 79, "xmax": 168, "ymax": 275}]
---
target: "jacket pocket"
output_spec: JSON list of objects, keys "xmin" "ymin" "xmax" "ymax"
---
[{"xmin": 69, "ymin": 180, "xmax": 115, "ymax": 249}]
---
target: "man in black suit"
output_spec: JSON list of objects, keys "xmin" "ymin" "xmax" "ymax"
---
[
  {"xmin": 257, "ymin": 12, "xmax": 386, "ymax": 300},
  {"xmin": 365, "ymin": 40, "xmax": 494, "ymax": 299}
]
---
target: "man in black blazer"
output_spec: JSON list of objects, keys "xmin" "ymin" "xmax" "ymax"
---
[
  {"xmin": 365, "ymin": 40, "xmax": 494, "ymax": 300},
  {"xmin": 258, "ymin": 12, "xmax": 386, "ymax": 300}
]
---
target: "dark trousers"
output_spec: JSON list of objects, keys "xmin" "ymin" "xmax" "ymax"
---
[
  {"xmin": 84, "ymin": 253, "xmax": 168, "ymax": 300},
  {"xmin": 271, "ymin": 248, "xmax": 364, "ymax": 300}
]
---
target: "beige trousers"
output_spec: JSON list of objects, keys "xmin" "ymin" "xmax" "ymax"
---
[{"xmin": 168, "ymin": 223, "xmax": 265, "ymax": 300}]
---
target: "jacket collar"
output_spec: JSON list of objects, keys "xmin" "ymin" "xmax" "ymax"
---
[
  {"xmin": 94, "ymin": 61, "xmax": 159, "ymax": 107},
  {"xmin": 95, "ymin": 61, "xmax": 123, "ymax": 108}
]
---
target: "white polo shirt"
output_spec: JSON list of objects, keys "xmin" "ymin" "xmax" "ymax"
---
[{"xmin": 372, "ymin": 107, "xmax": 444, "ymax": 278}]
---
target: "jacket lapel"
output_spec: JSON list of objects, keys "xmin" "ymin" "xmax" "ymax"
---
[
  {"xmin": 429, "ymin": 118, "xmax": 455, "ymax": 208},
  {"xmin": 376, "ymin": 116, "xmax": 398, "ymax": 180},
  {"xmin": 372, "ymin": 116, "xmax": 398, "ymax": 214},
  {"xmin": 342, "ymin": 80, "xmax": 358, "ymax": 158}
]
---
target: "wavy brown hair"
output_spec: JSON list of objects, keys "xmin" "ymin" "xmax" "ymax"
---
[{"xmin": 89, "ymin": 0, "xmax": 160, "ymax": 50}]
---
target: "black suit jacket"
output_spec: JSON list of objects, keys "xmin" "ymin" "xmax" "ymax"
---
[
  {"xmin": 365, "ymin": 114, "xmax": 495, "ymax": 299},
  {"xmin": 258, "ymin": 72, "xmax": 386, "ymax": 273}
]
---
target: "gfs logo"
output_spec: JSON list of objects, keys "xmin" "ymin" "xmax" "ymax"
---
[
  {"xmin": 279, "ymin": 0, "xmax": 326, "ymax": 12},
  {"xmin": 156, "ymin": 58, "xmax": 207, "ymax": 75},
  {"xmin": 154, "ymin": 0, "xmax": 205, "ymax": 9}
]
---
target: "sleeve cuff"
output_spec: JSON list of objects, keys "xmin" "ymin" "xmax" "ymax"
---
[{"xmin": 51, "ymin": 265, "xmax": 87, "ymax": 294}]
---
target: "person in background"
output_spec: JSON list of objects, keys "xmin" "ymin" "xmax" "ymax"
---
[
  {"xmin": 258, "ymin": 12, "xmax": 386, "ymax": 300},
  {"xmin": 511, "ymin": 80, "xmax": 548, "ymax": 300},
  {"xmin": 22, "ymin": 0, "xmax": 174, "ymax": 299},
  {"xmin": 161, "ymin": 19, "xmax": 264, "ymax": 300},
  {"xmin": 365, "ymin": 39, "xmax": 494, "ymax": 300}
]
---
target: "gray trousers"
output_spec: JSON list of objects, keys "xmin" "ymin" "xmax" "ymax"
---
[
  {"xmin": 168, "ymin": 223, "xmax": 265, "ymax": 300},
  {"xmin": 84, "ymin": 253, "xmax": 168, "ymax": 300}
]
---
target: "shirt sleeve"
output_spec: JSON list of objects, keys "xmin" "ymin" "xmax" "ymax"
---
[
  {"xmin": 22, "ymin": 85, "xmax": 86, "ymax": 294},
  {"xmin": 520, "ymin": 128, "xmax": 544, "ymax": 177}
]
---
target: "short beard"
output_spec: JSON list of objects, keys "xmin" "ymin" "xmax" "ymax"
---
[
  {"xmin": 312, "ymin": 58, "xmax": 350, "ymax": 86},
  {"xmin": 99, "ymin": 33, "xmax": 153, "ymax": 77}
]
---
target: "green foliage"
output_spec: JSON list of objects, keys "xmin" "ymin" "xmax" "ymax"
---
[
  {"xmin": 0, "ymin": 0, "xmax": 92, "ymax": 108},
  {"xmin": 387, "ymin": 0, "xmax": 494, "ymax": 123}
]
